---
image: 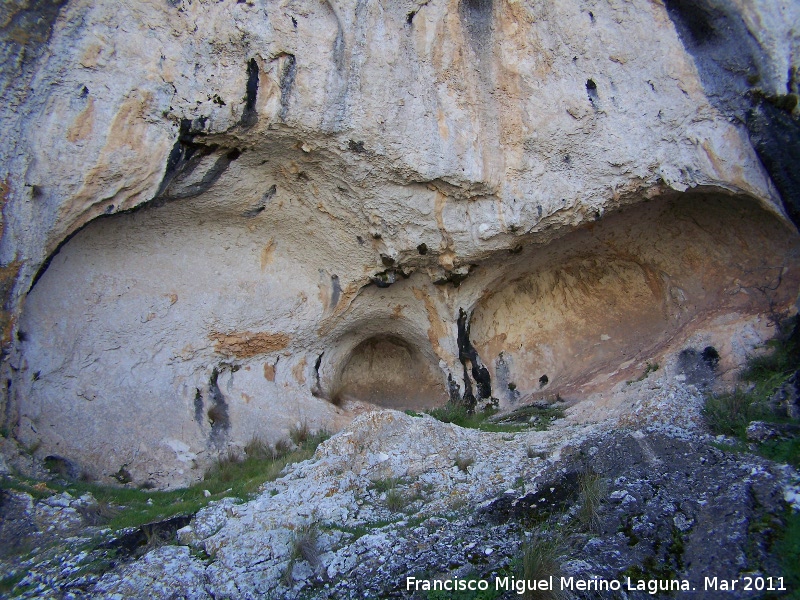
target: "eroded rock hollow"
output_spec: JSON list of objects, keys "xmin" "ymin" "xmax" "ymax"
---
[{"xmin": 1, "ymin": 0, "xmax": 798, "ymax": 487}]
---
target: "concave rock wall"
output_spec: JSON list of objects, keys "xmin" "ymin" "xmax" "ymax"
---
[{"xmin": 1, "ymin": 0, "xmax": 799, "ymax": 486}]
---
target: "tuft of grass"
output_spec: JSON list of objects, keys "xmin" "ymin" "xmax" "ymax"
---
[
  {"xmin": 370, "ymin": 477, "xmax": 402, "ymax": 493},
  {"xmin": 518, "ymin": 535, "xmax": 567, "ymax": 600},
  {"xmin": 758, "ymin": 438, "xmax": 800, "ymax": 469},
  {"xmin": 283, "ymin": 519, "xmax": 322, "ymax": 585},
  {"xmin": 206, "ymin": 448, "xmax": 244, "ymax": 483},
  {"xmin": 273, "ymin": 437, "xmax": 294, "ymax": 459},
  {"xmin": 385, "ymin": 488, "xmax": 406, "ymax": 512},
  {"xmin": 243, "ymin": 437, "xmax": 272, "ymax": 460},
  {"xmin": 0, "ymin": 572, "xmax": 26, "ymax": 596},
  {"xmin": 577, "ymin": 471, "xmax": 606, "ymax": 531},
  {"xmin": 289, "ymin": 521, "xmax": 320, "ymax": 566},
  {"xmin": 289, "ymin": 422, "xmax": 311, "ymax": 446}
]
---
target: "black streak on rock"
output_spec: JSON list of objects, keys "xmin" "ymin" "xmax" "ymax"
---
[
  {"xmin": 193, "ymin": 388, "xmax": 204, "ymax": 424},
  {"xmin": 28, "ymin": 123, "xmax": 242, "ymax": 294},
  {"xmin": 662, "ymin": 0, "xmax": 766, "ymax": 116},
  {"xmin": 163, "ymin": 148, "xmax": 241, "ymax": 201},
  {"xmin": 278, "ymin": 54, "xmax": 296, "ymax": 121},
  {"xmin": 662, "ymin": 0, "xmax": 800, "ymax": 230},
  {"xmin": 447, "ymin": 373, "xmax": 462, "ymax": 403},
  {"xmin": 242, "ymin": 184, "xmax": 276, "ymax": 217},
  {"xmin": 746, "ymin": 99, "xmax": 800, "ymax": 229},
  {"xmin": 459, "ymin": 0, "xmax": 493, "ymax": 45},
  {"xmin": 241, "ymin": 58, "xmax": 259, "ymax": 129},
  {"xmin": 207, "ymin": 367, "xmax": 230, "ymax": 446},
  {"xmin": 456, "ymin": 308, "xmax": 492, "ymax": 410},
  {"xmin": 330, "ymin": 274, "xmax": 341, "ymax": 308},
  {"xmin": 586, "ymin": 79, "xmax": 598, "ymax": 103}
]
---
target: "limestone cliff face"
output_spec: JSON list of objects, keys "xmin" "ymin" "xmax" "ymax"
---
[{"xmin": 1, "ymin": 0, "xmax": 798, "ymax": 486}]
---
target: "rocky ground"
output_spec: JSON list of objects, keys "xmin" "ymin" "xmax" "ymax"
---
[{"xmin": 1, "ymin": 369, "xmax": 799, "ymax": 599}]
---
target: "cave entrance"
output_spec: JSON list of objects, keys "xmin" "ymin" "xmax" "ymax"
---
[{"xmin": 335, "ymin": 335, "xmax": 448, "ymax": 410}]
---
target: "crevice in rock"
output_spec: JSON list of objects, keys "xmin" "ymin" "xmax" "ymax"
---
[{"xmin": 311, "ymin": 353, "xmax": 324, "ymax": 398}]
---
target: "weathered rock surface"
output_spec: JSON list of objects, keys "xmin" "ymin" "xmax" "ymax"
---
[{"xmin": 1, "ymin": 0, "xmax": 799, "ymax": 485}]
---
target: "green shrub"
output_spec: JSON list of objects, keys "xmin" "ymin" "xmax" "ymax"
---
[{"xmin": 703, "ymin": 388, "xmax": 772, "ymax": 438}]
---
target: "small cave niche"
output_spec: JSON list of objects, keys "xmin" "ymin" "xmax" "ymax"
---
[{"xmin": 334, "ymin": 335, "xmax": 448, "ymax": 410}]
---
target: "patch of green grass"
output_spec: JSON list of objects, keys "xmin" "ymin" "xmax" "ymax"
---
[
  {"xmin": 369, "ymin": 477, "xmax": 403, "ymax": 494},
  {"xmin": 331, "ymin": 519, "xmax": 399, "ymax": 541},
  {"xmin": 703, "ymin": 320, "xmax": 799, "ymax": 469},
  {"xmin": 704, "ymin": 388, "xmax": 772, "ymax": 438},
  {"xmin": 0, "ymin": 431, "xmax": 330, "ymax": 535},
  {"xmin": 758, "ymin": 438, "xmax": 800, "ymax": 469},
  {"xmin": 426, "ymin": 403, "xmax": 515, "ymax": 432},
  {"xmin": 427, "ymin": 401, "xmax": 564, "ymax": 433},
  {"xmin": 495, "ymin": 404, "xmax": 567, "ymax": 432}
]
